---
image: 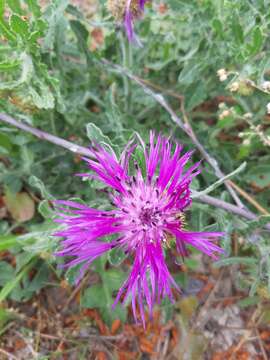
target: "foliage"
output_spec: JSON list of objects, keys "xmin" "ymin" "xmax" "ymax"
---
[{"xmin": 0, "ymin": 0, "xmax": 270, "ymax": 332}]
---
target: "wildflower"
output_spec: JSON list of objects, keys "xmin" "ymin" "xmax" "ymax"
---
[
  {"xmin": 229, "ymin": 81, "xmax": 239, "ymax": 92},
  {"xmin": 261, "ymin": 81, "xmax": 270, "ymax": 92},
  {"xmin": 219, "ymin": 109, "xmax": 231, "ymax": 120},
  {"xmin": 243, "ymin": 112, "xmax": 252, "ymax": 119},
  {"xmin": 54, "ymin": 133, "xmax": 223, "ymax": 326},
  {"xmin": 217, "ymin": 68, "xmax": 228, "ymax": 82},
  {"xmin": 243, "ymin": 138, "xmax": 251, "ymax": 146},
  {"xmin": 107, "ymin": 0, "xmax": 148, "ymax": 43}
]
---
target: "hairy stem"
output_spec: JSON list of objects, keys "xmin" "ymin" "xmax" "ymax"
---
[{"xmin": 0, "ymin": 113, "xmax": 93, "ymax": 157}]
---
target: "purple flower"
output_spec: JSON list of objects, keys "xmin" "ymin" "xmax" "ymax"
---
[
  {"xmin": 54, "ymin": 132, "xmax": 223, "ymax": 326},
  {"xmin": 124, "ymin": 0, "xmax": 148, "ymax": 43}
]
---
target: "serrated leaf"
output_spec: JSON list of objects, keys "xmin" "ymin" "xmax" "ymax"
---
[
  {"xmin": 38, "ymin": 200, "xmax": 54, "ymax": 219},
  {"xmin": 0, "ymin": 52, "xmax": 33, "ymax": 90},
  {"xmin": 28, "ymin": 82, "xmax": 55, "ymax": 109},
  {"xmin": 86, "ymin": 123, "xmax": 115, "ymax": 149},
  {"xmin": 69, "ymin": 19, "xmax": 90, "ymax": 61},
  {"xmin": 10, "ymin": 14, "xmax": 29, "ymax": 38},
  {"xmin": 29, "ymin": 175, "xmax": 54, "ymax": 200}
]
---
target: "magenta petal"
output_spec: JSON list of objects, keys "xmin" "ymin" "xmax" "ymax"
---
[{"xmin": 53, "ymin": 132, "xmax": 224, "ymax": 325}]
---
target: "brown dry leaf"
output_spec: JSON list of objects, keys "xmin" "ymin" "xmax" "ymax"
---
[
  {"xmin": 139, "ymin": 337, "xmax": 155, "ymax": 354},
  {"xmin": 90, "ymin": 28, "xmax": 104, "ymax": 51},
  {"xmin": 118, "ymin": 351, "xmax": 138, "ymax": 360},
  {"xmin": 3, "ymin": 191, "xmax": 35, "ymax": 222},
  {"xmin": 212, "ymin": 348, "xmax": 250, "ymax": 360},
  {"xmin": 111, "ymin": 319, "xmax": 121, "ymax": 334},
  {"xmin": 97, "ymin": 351, "xmax": 107, "ymax": 360}
]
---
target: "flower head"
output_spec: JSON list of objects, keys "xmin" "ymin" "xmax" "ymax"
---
[
  {"xmin": 107, "ymin": 0, "xmax": 148, "ymax": 43},
  {"xmin": 54, "ymin": 132, "xmax": 223, "ymax": 326}
]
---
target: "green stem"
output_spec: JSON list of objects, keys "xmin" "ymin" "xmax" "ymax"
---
[{"xmin": 119, "ymin": 31, "xmax": 131, "ymax": 112}]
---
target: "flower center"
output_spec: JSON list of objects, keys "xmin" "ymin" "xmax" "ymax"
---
[{"xmin": 139, "ymin": 208, "xmax": 155, "ymax": 225}]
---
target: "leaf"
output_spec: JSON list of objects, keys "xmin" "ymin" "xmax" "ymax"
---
[
  {"xmin": 25, "ymin": 0, "xmax": 41, "ymax": 18},
  {"xmin": 38, "ymin": 200, "xmax": 54, "ymax": 219},
  {"xmin": 0, "ymin": 261, "xmax": 15, "ymax": 286},
  {"xmin": 29, "ymin": 175, "xmax": 54, "ymax": 200},
  {"xmin": 28, "ymin": 82, "xmax": 55, "ymax": 109},
  {"xmin": 177, "ymin": 296, "xmax": 199, "ymax": 322},
  {"xmin": 10, "ymin": 14, "xmax": 29, "ymax": 39},
  {"xmin": 104, "ymin": 269, "xmax": 126, "ymax": 292},
  {"xmin": 86, "ymin": 123, "xmax": 115, "ymax": 150},
  {"xmin": 42, "ymin": 0, "xmax": 69, "ymax": 51},
  {"xmin": 7, "ymin": 0, "xmax": 22, "ymax": 14},
  {"xmin": 0, "ymin": 0, "xmax": 4, "ymax": 16},
  {"xmin": 232, "ymin": 16, "xmax": 244, "ymax": 45},
  {"xmin": 108, "ymin": 247, "xmax": 127, "ymax": 266},
  {"xmin": 246, "ymin": 165, "xmax": 270, "ymax": 188},
  {"xmin": 0, "ymin": 59, "xmax": 20, "ymax": 71},
  {"xmin": 69, "ymin": 19, "xmax": 90, "ymax": 62},
  {"xmin": 214, "ymin": 257, "xmax": 257, "ymax": 267},
  {"xmin": 0, "ymin": 235, "xmax": 19, "ymax": 250},
  {"xmin": 212, "ymin": 18, "xmax": 223, "ymax": 37},
  {"xmin": 81, "ymin": 285, "xmax": 107, "ymax": 308},
  {"xmin": 3, "ymin": 191, "xmax": 35, "ymax": 222},
  {"xmin": 81, "ymin": 266, "xmax": 127, "ymax": 325},
  {"xmin": 238, "ymin": 296, "xmax": 260, "ymax": 308},
  {"xmin": 247, "ymin": 26, "xmax": 263, "ymax": 56},
  {"xmin": 0, "ymin": 258, "xmax": 35, "ymax": 302},
  {"xmin": 0, "ymin": 52, "xmax": 33, "ymax": 90},
  {"xmin": 0, "ymin": 17, "xmax": 16, "ymax": 41}
]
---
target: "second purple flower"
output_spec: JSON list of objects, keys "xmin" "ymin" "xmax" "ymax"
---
[{"xmin": 107, "ymin": 0, "xmax": 148, "ymax": 43}]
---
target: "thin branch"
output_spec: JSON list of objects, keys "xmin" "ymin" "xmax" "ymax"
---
[
  {"xmin": 0, "ymin": 113, "xmax": 93, "ymax": 158},
  {"xmin": 199, "ymin": 194, "xmax": 270, "ymax": 231},
  {"xmin": 227, "ymin": 180, "xmax": 269, "ymax": 216},
  {"xmin": 101, "ymin": 59, "xmax": 244, "ymax": 208},
  {"xmin": 1, "ymin": 112, "xmax": 270, "ymax": 232},
  {"xmin": 0, "ymin": 348, "xmax": 19, "ymax": 360}
]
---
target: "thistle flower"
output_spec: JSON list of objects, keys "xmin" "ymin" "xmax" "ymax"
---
[
  {"xmin": 107, "ymin": 0, "xmax": 148, "ymax": 43},
  {"xmin": 54, "ymin": 133, "xmax": 223, "ymax": 326}
]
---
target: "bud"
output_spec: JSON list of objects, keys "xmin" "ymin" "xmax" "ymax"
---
[
  {"xmin": 267, "ymin": 103, "xmax": 270, "ymax": 114},
  {"xmin": 243, "ymin": 112, "xmax": 252, "ymax": 119},
  {"xmin": 238, "ymin": 80, "xmax": 254, "ymax": 96},
  {"xmin": 217, "ymin": 68, "xmax": 228, "ymax": 82},
  {"xmin": 107, "ymin": 0, "xmax": 148, "ymax": 42},
  {"xmin": 218, "ymin": 102, "xmax": 226, "ymax": 109},
  {"xmin": 219, "ymin": 109, "xmax": 231, "ymax": 120},
  {"xmin": 261, "ymin": 81, "xmax": 270, "ymax": 91},
  {"xmin": 229, "ymin": 82, "xmax": 239, "ymax": 92},
  {"xmin": 243, "ymin": 138, "xmax": 251, "ymax": 146}
]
